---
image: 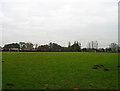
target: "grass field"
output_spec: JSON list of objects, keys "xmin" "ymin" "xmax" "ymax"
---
[{"xmin": 2, "ymin": 52, "xmax": 119, "ymax": 89}]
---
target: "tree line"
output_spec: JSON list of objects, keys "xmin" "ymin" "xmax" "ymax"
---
[{"xmin": 0, "ymin": 41, "xmax": 119, "ymax": 52}]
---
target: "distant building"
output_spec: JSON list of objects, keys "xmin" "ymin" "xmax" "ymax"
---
[
  {"xmin": 10, "ymin": 48, "xmax": 19, "ymax": 51},
  {"xmin": 22, "ymin": 48, "xmax": 36, "ymax": 51}
]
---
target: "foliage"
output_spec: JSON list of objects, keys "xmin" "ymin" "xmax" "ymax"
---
[
  {"xmin": 1, "ymin": 41, "xmax": 119, "ymax": 52},
  {"xmin": 3, "ymin": 43, "xmax": 20, "ymax": 50}
]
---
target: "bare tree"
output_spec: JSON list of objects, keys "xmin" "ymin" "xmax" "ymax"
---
[
  {"xmin": 19, "ymin": 42, "xmax": 26, "ymax": 50},
  {"xmin": 34, "ymin": 44, "xmax": 38, "ymax": 49},
  {"xmin": 93, "ymin": 41, "xmax": 98, "ymax": 49},
  {"xmin": 88, "ymin": 41, "xmax": 98, "ymax": 49},
  {"xmin": 109, "ymin": 43, "xmax": 118, "ymax": 52},
  {"xmin": 26, "ymin": 42, "xmax": 33, "ymax": 50},
  {"xmin": 68, "ymin": 41, "xmax": 71, "ymax": 48},
  {"xmin": 88, "ymin": 42, "xmax": 91, "ymax": 49},
  {"xmin": 78, "ymin": 42, "xmax": 81, "ymax": 50}
]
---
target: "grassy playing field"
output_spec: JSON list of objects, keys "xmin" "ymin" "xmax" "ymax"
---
[{"xmin": 2, "ymin": 52, "xmax": 119, "ymax": 89}]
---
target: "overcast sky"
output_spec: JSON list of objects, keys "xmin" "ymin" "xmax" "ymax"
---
[{"xmin": 0, "ymin": 0, "xmax": 119, "ymax": 48}]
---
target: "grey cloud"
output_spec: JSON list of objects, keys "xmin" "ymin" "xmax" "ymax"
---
[{"xmin": 0, "ymin": 0, "xmax": 119, "ymax": 48}]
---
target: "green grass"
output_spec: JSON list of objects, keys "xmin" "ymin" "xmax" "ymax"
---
[{"xmin": 2, "ymin": 52, "xmax": 119, "ymax": 89}]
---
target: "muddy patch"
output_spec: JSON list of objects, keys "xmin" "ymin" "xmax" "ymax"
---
[
  {"xmin": 104, "ymin": 69, "xmax": 109, "ymax": 71},
  {"xmin": 6, "ymin": 83, "xmax": 14, "ymax": 86}
]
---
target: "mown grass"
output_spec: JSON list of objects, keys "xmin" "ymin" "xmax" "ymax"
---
[{"xmin": 2, "ymin": 52, "xmax": 119, "ymax": 89}]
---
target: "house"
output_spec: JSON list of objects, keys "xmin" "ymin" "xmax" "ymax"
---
[{"xmin": 10, "ymin": 48, "xmax": 19, "ymax": 51}]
